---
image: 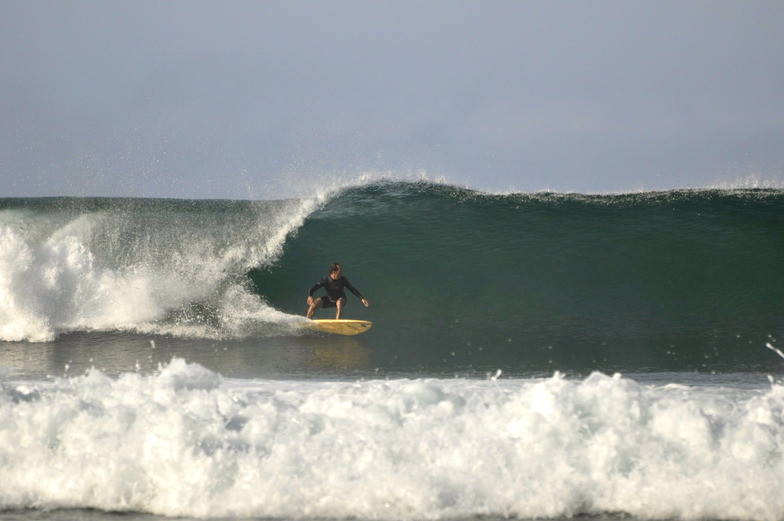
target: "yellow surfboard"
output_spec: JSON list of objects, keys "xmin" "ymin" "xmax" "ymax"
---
[{"xmin": 305, "ymin": 319, "xmax": 373, "ymax": 336}]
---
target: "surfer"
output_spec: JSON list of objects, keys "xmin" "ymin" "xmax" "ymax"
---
[{"xmin": 307, "ymin": 263, "xmax": 369, "ymax": 319}]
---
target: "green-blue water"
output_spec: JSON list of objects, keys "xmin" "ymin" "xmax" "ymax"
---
[
  {"xmin": 2, "ymin": 181, "xmax": 784, "ymax": 521},
  {"xmin": 251, "ymin": 182, "xmax": 784, "ymax": 374},
  {"xmin": 4, "ymin": 182, "xmax": 782, "ymax": 374}
]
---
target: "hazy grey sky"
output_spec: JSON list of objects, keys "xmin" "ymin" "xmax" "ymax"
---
[{"xmin": 2, "ymin": 0, "xmax": 783, "ymax": 198}]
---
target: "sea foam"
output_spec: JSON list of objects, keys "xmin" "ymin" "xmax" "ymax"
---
[
  {"xmin": 1, "ymin": 362, "xmax": 783, "ymax": 520},
  {"xmin": 0, "ymin": 197, "xmax": 320, "ymax": 342}
]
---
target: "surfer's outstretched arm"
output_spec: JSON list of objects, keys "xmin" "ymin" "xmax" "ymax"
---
[{"xmin": 344, "ymin": 278, "xmax": 369, "ymax": 308}]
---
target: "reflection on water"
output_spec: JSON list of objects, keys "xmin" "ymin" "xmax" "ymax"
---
[
  {"xmin": 0, "ymin": 330, "xmax": 375, "ymax": 381},
  {"xmin": 311, "ymin": 337, "xmax": 372, "ymax": 372}
]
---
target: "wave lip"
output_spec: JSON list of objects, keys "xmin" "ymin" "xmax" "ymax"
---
[{"xmin": 1, "ymin": 360, "xmax": 783, "ymax": 520}]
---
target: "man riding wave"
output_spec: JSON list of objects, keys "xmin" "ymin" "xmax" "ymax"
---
[{"xmin": 306, "ymin": 263, "xmax": 369, "ymax": 319}]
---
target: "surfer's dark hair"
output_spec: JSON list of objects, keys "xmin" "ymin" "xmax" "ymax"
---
[{"xmin": 329, "ymin": 263, "xmax": 341, "ymax": 272}]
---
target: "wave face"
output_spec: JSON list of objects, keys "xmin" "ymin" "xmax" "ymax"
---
[
  {"xmin": 252, "ymin": 182, "xmax": 784, "ymax": 373},
  {"xmin": 3, "ymin": 182, "xmax": 784, "ymax": 373},
  {"xmin": 1, "ymin": 360, "xmax": 784, "ymax": 520}
]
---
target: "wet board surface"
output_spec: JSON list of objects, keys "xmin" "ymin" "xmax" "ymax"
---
[{"xmin": 305, "ymin": 319, "xmax": 373, "ymax": 336}]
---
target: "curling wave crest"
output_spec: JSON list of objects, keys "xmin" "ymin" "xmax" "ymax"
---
[{"xmin": 0, "ymin": 198, "xmax": 320, "ymax": 342}]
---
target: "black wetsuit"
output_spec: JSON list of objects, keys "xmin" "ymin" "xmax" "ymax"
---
[{"xmin": 309, "ymin": 276, "xmax": 364, "ymax": 307}]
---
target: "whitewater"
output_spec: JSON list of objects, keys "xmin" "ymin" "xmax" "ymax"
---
[
  {"xmin": 0, "ymin": 197, "xmax": 319, "ymax": 343},
  {"xmin": 2, "ymin": 179, "xmax": 784, "ymax": 521},
  {"xmin": 2, "ymin": 361, "xmax": 784, "ymax": 521}
]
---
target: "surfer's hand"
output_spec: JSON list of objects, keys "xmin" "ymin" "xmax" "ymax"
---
[
  {"xmin": 307, "ymin": 296, "xmax": 313, "ymax": 305},
  {"xmin": 362, "ymin": 299, "xmax": 369, "ymax": 307}
]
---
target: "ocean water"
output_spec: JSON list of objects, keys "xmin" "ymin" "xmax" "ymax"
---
[{"xmin": 1, "ymin": 180, "xmax": 784, "ymax": 521}]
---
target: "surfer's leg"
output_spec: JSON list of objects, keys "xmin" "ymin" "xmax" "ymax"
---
[
  {"xmin": 307, "ymin": 298, "xmax": 323, "ymax": 318},
  {"xmin": 335, "ymin": 298, "xmax": 346, "ymax": 319}
]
